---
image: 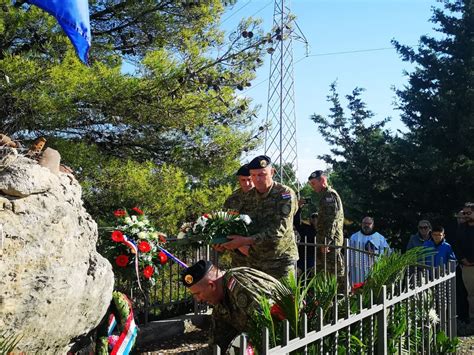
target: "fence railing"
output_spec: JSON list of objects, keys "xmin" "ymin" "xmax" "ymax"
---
[{"xmin": 214, "ymin": 260, "xmax": 457, "ymax": 354}]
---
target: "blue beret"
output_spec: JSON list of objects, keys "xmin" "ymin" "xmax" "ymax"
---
[
  {"xmin": 236, "ymin": 164, "xmax": 250, "ymax": 176},
  {"xmin": 308, "ymin": 170, "xmax": 324, "ymax": 180},
  {"xmin": 181, "ymin": 260, "xmax": 213, "ymax": 287},
  {"xmin": 248, "ymin": 155, "xmax": 271, "ymax": 170}
]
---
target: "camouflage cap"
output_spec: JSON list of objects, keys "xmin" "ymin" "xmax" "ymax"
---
[
  {"xmin": 236, "ymin": 164, "xmax": 250, "ymax": 176},
  {"xmin": 181, "ymin": 260, "xmax": 213, "ymax": 287},
  {"xmin": 248, "ymin": 155, "xmax": 271, "ymax": 170},
  {"xmin": 308, "ymin": 170, "xmax": 324, "ymax": 180}
]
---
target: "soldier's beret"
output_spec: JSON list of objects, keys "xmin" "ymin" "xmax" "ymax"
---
[
  {"xmin": 308, "ymin": 170, "xmax": 324, "ymax": 180},
  {"xmin": 181, "ymin": 260, "xmax": 213, "ymax": 287},
  {"xmin": 248, "ymin": 155, "xmax": 271, "ymax": 170},
  {"xmin": 236, "ymin": 164, "xmax": 250, "ymax": 176}
]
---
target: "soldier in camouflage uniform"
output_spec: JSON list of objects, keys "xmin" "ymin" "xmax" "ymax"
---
[
  {"xmin": 220, "ymin": 155, "xmax": 299, "ymax": 279},
  {"xmin": 308, "ymin": 170, "xmax": 346, "ymax": 288},
  {"xmin": 181, "ymin": 260, "xmax": 282, "ymax": 351},
  {"xmin": 223, "ymin": 164, "xmax": 254, "ymax": 211}
]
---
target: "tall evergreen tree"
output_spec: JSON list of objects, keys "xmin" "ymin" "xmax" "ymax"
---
[{"xmin": 392, "ymin": 0, "xmax": 474, "ymax": 226}]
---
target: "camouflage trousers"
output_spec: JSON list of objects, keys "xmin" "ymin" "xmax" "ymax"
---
[{"xmin": 315, "ymin": 250, "xmax": 347, "ymax": 290}]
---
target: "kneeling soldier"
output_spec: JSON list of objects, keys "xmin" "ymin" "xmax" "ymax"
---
[{"xmin": 182, "ymin": 260, "xmax": 282, "ymax": 351}]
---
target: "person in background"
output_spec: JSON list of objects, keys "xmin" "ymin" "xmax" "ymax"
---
[
  {"xmin": 406, "ymin": 220, "xmax": 432, "ymax": 251},
  {"xmin": 348, "ymin": 216, "xmax": 391, "ymax": 285},
  {"xmin": 455, "ymin": 202, "xmax": 474, "ymax": 322},
  {"xmin": 308, "ymin": 170, "xmax": 346, "ymax": 288},
  {"xmin": 423, "ymin": 225, "xmax": 456, "ymax": 267},
  {"xmin": 223, "ymin": 164, "xmax": 254, "ymax": 211},
  {"xmin": 294, "ymin": 198, "xmax": 318, "ymax": 273}
]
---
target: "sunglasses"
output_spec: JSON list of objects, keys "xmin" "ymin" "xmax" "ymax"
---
[
  {"xmin": 418, "ymin": 226, "xmax": 429, "ymax": 229},
  {"xmin": 462, "ymin": 211, "xmax": 473, "ymax": 216}
]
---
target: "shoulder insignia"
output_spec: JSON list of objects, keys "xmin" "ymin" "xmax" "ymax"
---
[
  {"xmin": 325, "ymin": 196, "xmax": 335, "ymax": 202},
  {"xmin": 227, "ymin": 276, "xmax": 237, "ymax": 291},
  {"xmin": 281, "ymin": 193, "xmax": 291, "ymax": 199},
  {"xmin": 236, "ymin": 293, "xmax": 249, "ymax": 308}
]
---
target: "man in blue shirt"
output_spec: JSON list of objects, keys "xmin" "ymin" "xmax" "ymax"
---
[
  {"xmin": 348, "ymin": 217, "xmax": 391, "ymax": 285},
  {"xmin": 424, "ymin": 225, "xmax": 456, "ymax": 267},
  {"xmin": 406, "ymin": 220, "xmax": 432, "ymax": 251}
]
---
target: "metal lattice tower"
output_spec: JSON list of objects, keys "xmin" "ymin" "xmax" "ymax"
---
[{"xmin": 264, "ymin": 0, "xmax": 307, "ymax": 187}]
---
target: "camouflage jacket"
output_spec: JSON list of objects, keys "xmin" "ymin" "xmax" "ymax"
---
[
  {"xmin": 237, "ymin": 182, "xmax": 299, "ymax": 267},
  {"xmin": 316, "ymin": 186, "xmax": 344, "ymax": 246},
  {"xmin": 211, "ymin": 267, "xmax": 281, "ymax": 350},
  {"xmin": 223, "ymin": 188, "xmax": 249, "ymax": 211}
]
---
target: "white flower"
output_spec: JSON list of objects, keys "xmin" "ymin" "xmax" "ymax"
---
[
  {"xmin": 131, "ymin": 228, "xmax": 140, "ymax": 235},
  {"xmin": 124, "ymin": 216, "xmax": 133, "ymax": 225},
  {"xmin": 194, "ymin": 215, "xmax": 208, "ymax": 232},
  {"xmin": 137, "ymin": 221, "xmax": 145, "ymax": 228},
  {"xmin": 239, "ymin": 214, "xmax": 252, "ymax": 225},
  {"xmin": 428, "ymin": 308, "xmax": 440, "ymax": 325},
  {"xmin": 137, "ymin": 231, "xmax": 148, "ymax": 239},
  {"xmin": 177, "ymin": 231, "xmax": 186, "ymax": 239},
  {"xmin": 131, "ymin": 215, "xmax": 138, "ymax": 222}
]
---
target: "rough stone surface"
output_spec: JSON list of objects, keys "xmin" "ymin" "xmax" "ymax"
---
[{"xmin": 0, "ymin": 155, "xmax": 114, "ymax": 353}]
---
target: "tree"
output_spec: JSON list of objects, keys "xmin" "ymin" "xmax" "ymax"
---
[
  {"xmin": 0, "ymin": 0, "xmax": 274, "ymax": 229},
  {"xmin": 392, "ymin": 0, "xmax": 474, "ymax": 227},
  {"xmin": 310, "ymin": 83, "xmax": 401, "ymax": 242}
]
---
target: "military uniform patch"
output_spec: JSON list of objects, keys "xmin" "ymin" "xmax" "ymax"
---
[
  {"xmin": 281, "ymin": 193, "xmax": 291, "ymax": 199},
  {"xmin": 236, "ymin": 293, "xmax": 249, "ymax": 308},
  {"xmin": 325, "ymin": 196, "xmax": 335, "ymax": 203},
  {"xmin": 227, "ymin": 276, "xmax": 237, "ymax": 291},
  {"xmin": 281, "ymin": 204, "xmax": 291, "ymax": 215},
  {"xmin": 260, "ymin": 159, "xmax": 268, "ymax": 167}
]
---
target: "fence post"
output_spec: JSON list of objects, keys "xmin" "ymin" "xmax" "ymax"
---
[
  {"xmin": 448, "ymin": 260, "xmax": 457, "ymax": 338},
  {"xmin": 377, "ymin": 285, "xmax": 388, "ymax": 354},
  {"xmin": 213, "ymin": 345, "xmax": 221, "ymax": 355}
]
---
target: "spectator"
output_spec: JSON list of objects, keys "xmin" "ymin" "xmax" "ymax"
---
[
  {"xmin": 294, "ymin": 199, "xmax": 318, "ymax": 272},
  {"xmin": 406, "ymin": 220, "xmax": 432, "ymax": 251},
  {"xmin": 455, "ymin": 202, "xmax": 474, "ymax": 321},
  {"xmin": 423, "ymin": 225, "xmax": 456, "ymax": 267},
  {"xmin": 348, "ymin": 217, "xmax": 391, "ymax": 285}
]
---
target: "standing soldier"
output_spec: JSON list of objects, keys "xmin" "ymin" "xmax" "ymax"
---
[
  {"xmin": 223, "ymin": 164, "xmax": 254, "ymax": 211},
  {"xmin": 220, "ymin": 155, "xmax": 299, "ymax": 279},
  {"xmin": 308, "ymin": 170, "xmax": 346, "ymax": 288}
]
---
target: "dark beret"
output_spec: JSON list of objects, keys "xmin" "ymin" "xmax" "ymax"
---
[
  {"xmin": 248, "ymin": 155, "xmax": 271, "ymax": 170},
  {"xmin": 308, "ymin": 170, "xmax": 324, "ymax": 180},
  {"xmin": 181, "ymin": 260, "xmax": 213, "ymax": 287},
  {"xmin": 236, "ymin": 164, "xmax": 250, "ymax": 176}
]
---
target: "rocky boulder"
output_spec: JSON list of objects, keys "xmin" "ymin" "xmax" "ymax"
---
[{"xmin": 0, "ymin": 153, "xmax": 114, "ymax": 353}]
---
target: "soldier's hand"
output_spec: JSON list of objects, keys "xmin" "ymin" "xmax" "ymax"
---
[
  {"xmin": 222, "ymin": 235, "xmax": 253, "ymax": 250},
  {"xmin": 320, "ymin": 246, "xmax": 330, "ymax": 254},
  {"xmin": 212, "ymin": 244, "xmax": 226, "ymax": 252}
]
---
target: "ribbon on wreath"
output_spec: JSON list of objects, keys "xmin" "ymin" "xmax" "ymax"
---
[
  {"xmin": 108, "ymin": 293, "xmax": 138, "ymax": 355},
  {"xmin": 119, "ymin": 235, "xmax": 144, "ymax": 292},
  {"xmin": 157, "ymin": 245, "xmax": 188, "ymax": 268}
]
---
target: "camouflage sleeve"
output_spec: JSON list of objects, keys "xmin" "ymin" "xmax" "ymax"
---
[
  {"xmin": 317, "ymin": 191, "xmax": 342, "ymax": 244},
  {"xmin": 210, "ymin": 308, "xmax": 239, "ymax": 351},
  {"xmin": 223, "ymin": 189, "xmax": 241, "ymax": 211},
  {"xmin": 250, "ymin": 189, "xmax": 298, "ymax": 243}
]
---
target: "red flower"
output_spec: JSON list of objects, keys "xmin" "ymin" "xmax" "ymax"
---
[
  {"xmin": 203, "ymin": 213, "xmax": 211, "ymax": 218},
  {"xmin": 158, "ymin": 233, "xmax": 167, "ymax": 244},
  {"xmin": 113, "ymin": 209, "xmax": 126, "ymax": 217},
  {"xmin": 115, "ymin": 255, "xmax": 129, "ymax": 267},
  {"xmin": 111, "ymin": 230, "xmax": 124, "ymax": 242},
  {"xmin": 132, "ymin": 207, "xmax": 144, "ymax": 215},
  {"xmin": 352, "ymin": 282, "xmax": 365, "ymax": 293},
  {"xmin": 158, "ymin": 251, "xmax": 168, "ymax": 265},
  {"xmin": 270, "ymin": 303, "xmax": 286, "ymax": 321},
  {"xmin": 143, "ymin": 265, "xmax": 154, "ymax": 279},
  {"xmin": 228, "ymin": 210, "xmax": 239, "ymax": 215},
  {"xmin": 138, "ymin": 241, "xmax": 151, "ymax": 253}
]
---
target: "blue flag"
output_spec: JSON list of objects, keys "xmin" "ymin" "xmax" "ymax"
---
[{"xmin": 27, "ymin": 0, "xmax": 91, "ymax": 64}]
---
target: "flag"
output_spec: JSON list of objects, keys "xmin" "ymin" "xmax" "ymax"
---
[{"xmin": 27, "ymin": 0, "xmax": 91, "ymax": 64}]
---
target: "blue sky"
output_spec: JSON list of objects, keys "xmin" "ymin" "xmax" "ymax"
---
[{"xmin": 220, "ymin": 0, "xmax": 438, "ymax": 181}]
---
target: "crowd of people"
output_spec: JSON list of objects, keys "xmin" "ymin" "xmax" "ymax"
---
[{"xmin": 180, "ymin": 155, "xmax": 473, "ymax": 350}]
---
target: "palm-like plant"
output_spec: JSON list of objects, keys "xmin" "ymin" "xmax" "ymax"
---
[{"xmin": 0, "ymin": 331, "xmax": 22, "ymax": 355}]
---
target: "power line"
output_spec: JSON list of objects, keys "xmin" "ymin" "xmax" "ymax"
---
[
  {"xmin": 244, "ymin": 46, "xmax": 401, "ymax": 93},
  {"xmin": 221, "ymin": 0, "xmax": 252, "ymax": 24}
]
